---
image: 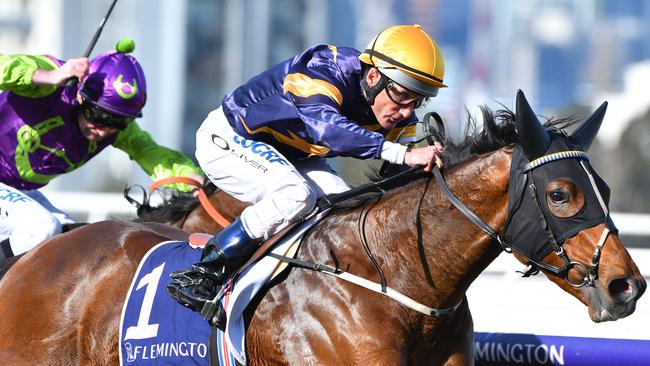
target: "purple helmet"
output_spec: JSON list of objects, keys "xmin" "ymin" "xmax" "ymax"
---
[{"xmin": 80, "ymin": 44, "xmax": 147, "ymax": 118}]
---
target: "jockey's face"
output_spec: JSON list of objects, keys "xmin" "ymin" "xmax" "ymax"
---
[
  {"xmin": 77, "ymin": 110, "xmax": 119, "ymax": 141},
  {"xmin": 76, "ymin": 94, "xmax": 123, "ymax": 141},
  {"xmin": 365, "ymin": 68, "xmax": 416, "ymax": 130}
]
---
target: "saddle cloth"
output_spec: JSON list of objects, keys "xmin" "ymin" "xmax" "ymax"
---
[
  {"xmin": 119, "ymin": 210, "xmax": 327, "ymax": 365},
  {"xmin": 119, "ymin": 240, "xmax": 210, "ymax": 365}
]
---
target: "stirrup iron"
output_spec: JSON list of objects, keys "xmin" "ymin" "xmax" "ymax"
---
[{"xmin": 200, "ymin": 281, "xmax": 230, "ymax": 322}]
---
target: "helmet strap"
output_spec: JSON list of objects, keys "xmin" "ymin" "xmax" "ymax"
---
[{"xmin": 362, "ymin": 67, "xmax": 388, "ymax": 106}]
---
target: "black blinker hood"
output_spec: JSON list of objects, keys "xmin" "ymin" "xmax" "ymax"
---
[{"xmin": 504, "ymin": 133, "xmax": 616, "ymax": 264}]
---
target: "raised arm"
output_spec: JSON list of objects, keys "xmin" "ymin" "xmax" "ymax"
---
[{"xmin": 112, "ymin": 122, "xmax": 203, "ymax": 192}]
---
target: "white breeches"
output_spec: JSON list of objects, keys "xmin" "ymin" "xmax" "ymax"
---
[
  {"xmin": 195, "ymin": 107, "xmax": 350, "ymax": 239},
  {"xmin": 0, "ymin": 183, "xmax": 74, "ymax": 255}
]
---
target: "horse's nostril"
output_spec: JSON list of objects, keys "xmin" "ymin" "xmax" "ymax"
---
[{"xmin": 608, "ymin": 278, "xmax": 636, "ymax": 303}]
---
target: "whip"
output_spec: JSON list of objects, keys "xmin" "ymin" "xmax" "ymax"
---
[{"xmin": 65, "ymin": 0, "xmax": 119, "ymax": 87}]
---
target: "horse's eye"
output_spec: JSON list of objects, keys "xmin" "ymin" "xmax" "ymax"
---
[
  {"xmin": 549, "ymin": 190, "xmax": 568, "ymax": 203},
  {"xmin": 545, "ymin": 179, "xmax": 584, "ymax": 218}
]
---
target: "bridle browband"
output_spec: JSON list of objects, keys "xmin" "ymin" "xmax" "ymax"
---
[{"xmin": 523, "ymin": 150, "xmax": 588, "ymax": 171}]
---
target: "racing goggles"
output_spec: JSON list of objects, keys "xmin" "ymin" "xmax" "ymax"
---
[
  {"xmin": 82, "ymin": 103, "xmax": 131, "ymax": 130},
  {"xmin": 385, "ymin": 80, "xmax": 429, "ymax": 109}
]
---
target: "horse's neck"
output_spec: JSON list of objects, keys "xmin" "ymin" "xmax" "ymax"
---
[{"xmin": 373, "ymin": 147, "xmax": 513, "ymax": 308}]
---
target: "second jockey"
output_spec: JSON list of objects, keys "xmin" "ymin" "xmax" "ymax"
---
[{"xmin": 0, "ymin": 39, "xmax": 202, "ymax": 258}]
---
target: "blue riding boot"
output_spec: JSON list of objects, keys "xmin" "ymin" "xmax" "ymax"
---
[{"xmin": 167, "ymin": 217, "xmax": 258, "ymax": 314}]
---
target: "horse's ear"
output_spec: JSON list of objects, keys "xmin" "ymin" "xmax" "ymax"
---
[
  {"xmin": 570, "ymin": 101, "xmax": 607, "ymax": 151},
  {"xmin": 515, "ymin": 89, "xmax": 550, "ymax": 160}
]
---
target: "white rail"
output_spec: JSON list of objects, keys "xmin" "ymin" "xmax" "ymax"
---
[
  {"xmin": 44, "ymin": 191, "xmax": 137, "ymax": 222},
  {"xmin": 610, "ymin": 212, "xmax": 650, "ymax": 236}
]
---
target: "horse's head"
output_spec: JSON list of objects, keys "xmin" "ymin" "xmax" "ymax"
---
[{"xmin": 506, "ymin": 90, "xmax": 646, "ymax": 322}]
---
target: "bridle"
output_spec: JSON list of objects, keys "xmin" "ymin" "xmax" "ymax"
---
[
  {"xmin": 430, "ymin": 147, "xmax": 614, "ymax": 288},
  {"xmin": 345, "ymin": 142, "xmax": 613, "ymax": 319},
  {"xmin": 517, "ymin": 152, "xmax": 613, "ymax": 287}
]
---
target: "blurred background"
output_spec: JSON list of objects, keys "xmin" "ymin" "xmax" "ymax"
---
[
  {"xmin": 2, "ymin": 0, "xmax": 649, "ymax": 218},
  {"xmin": 3, "ymin": 0, "xmax": 650, "ymax": 351}
]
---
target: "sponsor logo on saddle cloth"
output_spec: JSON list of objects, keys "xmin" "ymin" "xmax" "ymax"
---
[
  {"xmin": 119, "ymin": 241, "xmax": 211, "ymax": 365},
  {"xmin": 119, "ymin": 211, "xmax": 326, "ymax": 366}
]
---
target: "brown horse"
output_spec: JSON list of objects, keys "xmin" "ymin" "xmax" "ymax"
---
[{"xmin": 0, "ymin": 91, "xmax": 645, "ymax": 365}]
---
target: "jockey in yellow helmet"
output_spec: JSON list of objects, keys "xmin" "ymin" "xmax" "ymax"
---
[
  {"xmin": 359, "ymin": 24, "xmax": 446, "ymax": 104},
  {"xmin": 168, "ymin": 25, "xmax": 448, "ymax": 323}
]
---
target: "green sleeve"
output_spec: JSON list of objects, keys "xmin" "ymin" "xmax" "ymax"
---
[
  {"xmin": 112, "ymin": 122, "xmax": 203, "ymax": 192},
  {"xmin": 0, "ymin": 54, "xmax": 59, "ymax": 97}
]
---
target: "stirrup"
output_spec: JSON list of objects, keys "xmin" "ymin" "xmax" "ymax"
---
[
  {"xmin": 200, "ymin": 276, "xmax": 234, "ymax": 324},
  {"xmin": 167, "ymin": 265, "xmax": 227, "ymax": 312},
  {"xmin": 202, "ymin": 300, "xmax": 227, "ymax": 329},
  {"xmin": 166, "ymin": 280, "xmax": 217, "ymax": 312}
]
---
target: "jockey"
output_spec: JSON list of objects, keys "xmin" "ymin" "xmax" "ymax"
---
[
  {"xmin": 0, "ymin": 39, "xmax": 202, "ymax": 259},
  {"xmin": 168, "ymin": 25, "xmax": 447, "ymax": 312}
]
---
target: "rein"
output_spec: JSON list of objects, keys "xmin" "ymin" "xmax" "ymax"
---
[
  {"xmin": 358, "ymin": 197, "xmax": 387, "ymax": 292},
  {"xmin": 264, "ymin": 167, "xmax": 463, "ymax": 318},
  {"xmin": 149, "ymin": 177, "xmax": 231, "ymax": 228},
  {"xmin": 431, "ymin": 167, "xmax": 509, "ymax": 250},
  {"xmin": 266, "ymin": 251, "xmax": 463, "ymax": 317}
]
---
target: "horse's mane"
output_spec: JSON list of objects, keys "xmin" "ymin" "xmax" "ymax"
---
[
  {"xmin": 135, "ymin": 181, "xmax": 218, "ymax": 224},
  {"xmin": 334, "ymin": 106, "xmax": 578, "ymax": 209},
  {"xmin": 429, "ymin": 106, "xmax": 577, "ymax": 169}
]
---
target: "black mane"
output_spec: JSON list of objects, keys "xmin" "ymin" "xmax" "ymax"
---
[
  {"xmin": 444, "ymin": 106, "xmax": 575, "ymax": 167},
  {"xmin": 333, "ymin": 106, "xmax": 578, "ymax": 209}
]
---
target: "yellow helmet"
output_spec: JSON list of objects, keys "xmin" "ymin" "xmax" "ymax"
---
[{"xmin": 359, "ymin": 24, "xmax": 446, "ymax": 97}]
